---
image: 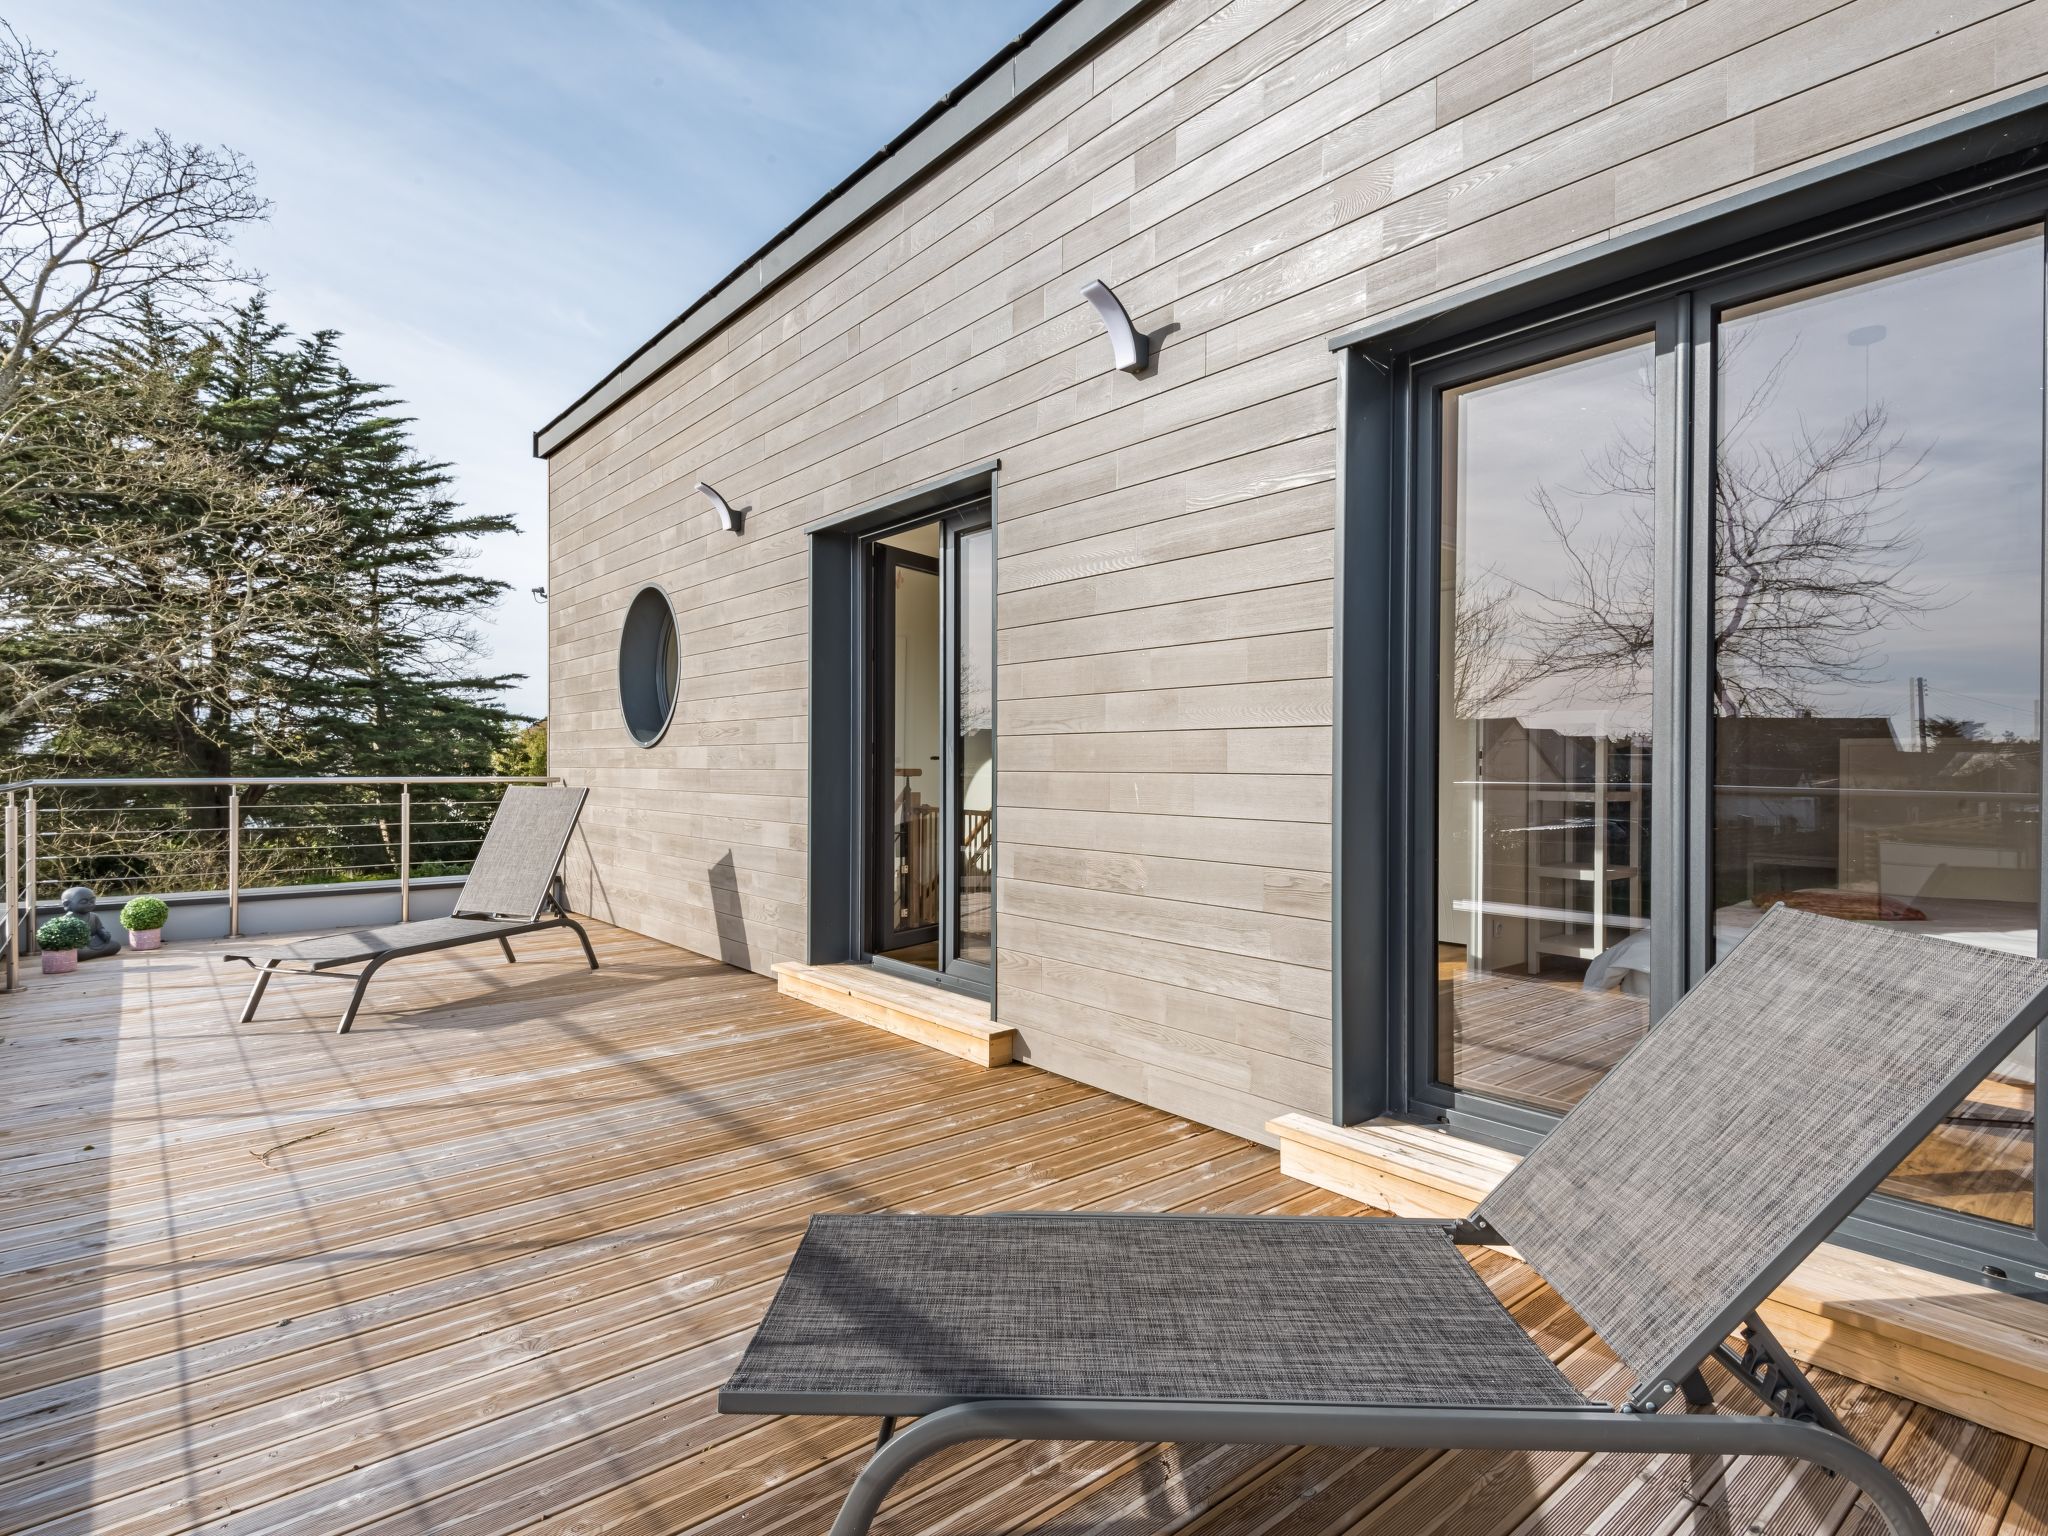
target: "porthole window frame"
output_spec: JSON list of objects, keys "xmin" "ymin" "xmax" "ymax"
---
[{"xmin": 617, "ymin": 583, "xmax": 681, "ymax": 748}]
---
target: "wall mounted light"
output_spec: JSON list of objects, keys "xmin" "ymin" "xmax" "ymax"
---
[
  {"xmin": 1080, "ymin": 279, "xmax": 1150, "ymax": 374},
  {"xmin": 696, "ymin": 481, "xmax": 747, "ymax": 535}
]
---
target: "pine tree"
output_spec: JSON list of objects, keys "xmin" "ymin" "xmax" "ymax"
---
[
  {"xmin": 0, "ymin": 302, "xmax": 525, "ymax": 888},
  {"xmin": 202, "ymin": 300, "xmax": 521, "ymax": 778}
]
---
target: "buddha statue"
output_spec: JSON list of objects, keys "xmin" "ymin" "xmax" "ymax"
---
[{"xmin": 59, "ymin": 886, "xmax": 123, "ymax": 960}]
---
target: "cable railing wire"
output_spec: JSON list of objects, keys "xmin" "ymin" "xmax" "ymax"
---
[{"xmin": 3, "ymin": 774, "xmax": 556, "ymax": 986}]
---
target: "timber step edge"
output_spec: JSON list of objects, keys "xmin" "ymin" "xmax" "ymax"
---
[
  {"xmin": 774, "ymin": 962, "xmax": 1014, "ymax": 1068},
  {"xmin": 1269, "ymin": 1111, "xmax": 2048, "ymax": 1449}
]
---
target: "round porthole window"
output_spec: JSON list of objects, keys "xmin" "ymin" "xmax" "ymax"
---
[{"xmin": 618, "ymin": 585, "xmax": 680, "ymax": 746}]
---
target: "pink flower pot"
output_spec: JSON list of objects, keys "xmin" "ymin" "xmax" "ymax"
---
[
  {"xmin": 40, "ymin": 949, "xmax": 78, "ymax": 975},
  {"xmin": 129, "ymin": 929, "xmax": 163, "ymax": 951}
]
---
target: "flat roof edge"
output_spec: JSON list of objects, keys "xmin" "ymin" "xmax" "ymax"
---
[{"xmin": 534, "ymin": 0, "xmax": 1154, "ymax": 459}]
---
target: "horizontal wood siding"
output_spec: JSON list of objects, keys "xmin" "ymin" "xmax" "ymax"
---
[{"xmin": 548, "ymin": 0, "xmax": 2048, "ymax": 1142}]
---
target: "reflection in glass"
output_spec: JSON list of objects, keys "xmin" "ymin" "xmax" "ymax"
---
[
  {"xmin": 1713, "ymin": 229, "xmax": 2043, "ymax": 1225},
  {"xmin": 1436, "ymin": 336, "xmax": 1657, "ymax": 1113},
  {"xmin": 954, "ymin": 527, "xmax": 994, "ymax": 967}
]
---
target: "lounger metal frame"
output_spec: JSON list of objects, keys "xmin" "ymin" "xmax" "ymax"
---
[{"xmin": 823, "ymin": 1390, "xmax": 1926, "ymax": 1536}]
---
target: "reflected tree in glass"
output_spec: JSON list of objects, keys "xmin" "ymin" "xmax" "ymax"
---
[{"xmin": 1436, "ymin": 336, "xmax": 1658, "ymax": 1114}]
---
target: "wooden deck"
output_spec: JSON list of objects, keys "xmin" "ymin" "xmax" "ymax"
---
[{"xmin": 2, "ymin": 922, "xmax": 2045, "ymax": 1535}]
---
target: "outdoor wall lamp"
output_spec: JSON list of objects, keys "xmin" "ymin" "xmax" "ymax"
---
[
  {"xmin": 696, "ymin": 481, "xmax": 747, "ymax": 535},
  {"xmin": 1080, "ymin": 278, "xmax": 1150, "ymax": 374}
]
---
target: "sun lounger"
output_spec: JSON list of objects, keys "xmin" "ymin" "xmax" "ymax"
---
[
  {"xmin": 720, "ymin": 906, "xmax": 2048, "ymax": 1536},
  {"xmin": 225, "ymin": 785, "xmax": 596, "ymax": 1034}
]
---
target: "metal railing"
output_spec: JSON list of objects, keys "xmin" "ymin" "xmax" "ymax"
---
[{"xmin": 1, "ymin": 775, "xmax": 556, "ymax": 992}]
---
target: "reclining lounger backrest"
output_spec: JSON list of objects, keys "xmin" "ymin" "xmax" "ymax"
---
[
  {"xmin": 1475, "ymin": 904, "xmax": 2048, "ymax": 1404},
  {"xmin": 452, "ymin": 785, "xmax": 589, "ymax": 921}
]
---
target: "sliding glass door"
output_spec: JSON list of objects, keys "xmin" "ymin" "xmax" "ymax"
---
[
  {"xmin": 1403, "ymin": 199, "xmax": 2048, "ymax": 1281},
  {"xmin": 866, "ymin": 499, "xmax": 994, "ymax": 991}
]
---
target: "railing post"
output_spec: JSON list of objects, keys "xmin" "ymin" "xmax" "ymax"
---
[
  {"xmin": 399, "ymin": 784, "xmax": 412, "ymax": 923},
  {"xmin": 4, "ymin": 793, "xmax": 17, "ymax": 988},
  {"xmin": 23, "ymin": 789, "xmax": 36, "ymax": 955},
  {"xmin": 226, "ymin": 787, "xmax": 241, "ymax": 939}
]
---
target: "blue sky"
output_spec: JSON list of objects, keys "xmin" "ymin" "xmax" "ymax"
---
[{"xmin": 11, "ymin": 0, "xmax": 1049, "ymax": 716}]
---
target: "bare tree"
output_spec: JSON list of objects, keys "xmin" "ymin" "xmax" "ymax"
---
[
  {"xmin": 1519, "ymin": 480, "xmax": 1656, "ymax": 709},
  {"xmin": 1509, "ymin": 340, "xmax": 1938, "ymax": 717},
  {"xmin": 0, "ymin": 24, "xmax": 265, "ymax": 411},
  {"xmin": 1450, "ymin": 566, "xmax": 1529, "ymax": 720},
  {"xmin": 1706, "ymin": 403, "xmax": 1937, "ymax": 715}
]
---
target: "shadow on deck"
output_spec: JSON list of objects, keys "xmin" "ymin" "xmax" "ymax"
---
[{"xmin": 0, "ymin": 923, "xmax": 2042, "ymax": 1534}]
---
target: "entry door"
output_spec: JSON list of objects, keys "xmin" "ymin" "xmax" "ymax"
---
[{"xmin": 866, "ymin": 500, "xmax": 994, "ymax": 989}]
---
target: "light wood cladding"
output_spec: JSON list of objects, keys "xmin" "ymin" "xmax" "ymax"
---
[{"xmin": 547, "ymin": 0, "xmax": 2048, "ymax": 1135}]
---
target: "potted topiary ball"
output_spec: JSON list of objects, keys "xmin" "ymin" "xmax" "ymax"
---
[
  {"xmin": 120, "ymin": 896, "xmax": 170, "ymax": 951},
  {"xmin": 36, "ymin": 914, "xmax": 91, "ymax": 974}
]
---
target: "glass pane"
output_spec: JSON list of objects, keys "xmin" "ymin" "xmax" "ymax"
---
[
  {"xmin": 1713, "ymin": 229, "xmax": 2043, "ymax": 1226},
  {"xmin": 1436, "ymin": 334, "xmax": 1658, "ymax": 1113},
  {"xmin": 954, "ymin": 526, "xmax": 994, "ymax": 968},
  {"xmin": 889, "ymin": 559, "xmax": 941, "ymax": 954},
  {"xmin": 659, "ymin": 615, "xmax": 679, "ymax": 705}
]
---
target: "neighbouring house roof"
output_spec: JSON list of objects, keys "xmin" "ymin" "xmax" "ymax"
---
[{"xmin": 532, "ymin": 0, "xmax": 1153, "ymax": 459}]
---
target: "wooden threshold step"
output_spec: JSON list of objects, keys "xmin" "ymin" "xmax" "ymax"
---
[
  {"xmin": 774, "ymin": 962, "xmax": 1013, "ymax": 1068},
  {"xmin": 1269, "ymin": 1112, "xmax": 2048, "ymax": 1449}
]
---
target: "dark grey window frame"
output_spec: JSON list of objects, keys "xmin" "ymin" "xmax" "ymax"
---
[
  {"xmin": 1331, "ymin": 93, "xmax": 2048, "ymax": 1296},
  {"xmin": 808, "ymin": 462, "xmax": 999, "ymax": 1006}
]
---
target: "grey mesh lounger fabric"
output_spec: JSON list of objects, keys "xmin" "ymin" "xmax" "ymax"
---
[
  {"xmin": 223, "ymin": 786, "xmax": 597, "ymax": 1034},
  {"xmin": 719, "ymin": 908, "xmax": 2048, "ymax": 1536},
  {"xmin": 1476, "ymin": 906, "xmax": 2048, "ymax": 1397},
  {"xmin": 722, "ymin": 1214, "xmax": 1585, "ymax": 1415}
]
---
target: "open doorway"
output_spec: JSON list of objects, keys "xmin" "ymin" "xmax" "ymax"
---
[{"xmin": 866, "ymin": 500, "xmax": 993, "ymax": 990}]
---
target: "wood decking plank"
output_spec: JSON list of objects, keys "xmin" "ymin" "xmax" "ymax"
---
[
  {"xmin": 0, "ymin": 1071, "xmax": 1107, "ymax": 1404},
  {"xmin": 319, "ymin": 1167, "xmax": 1197, "ymax": 1534},
  {"xmin": 1831, "ymin": 1403, "xmax": 2027, "ymax": 1536},
  {"xmin": 0, "ymin": 1096, "xmax": 1165, "ymax": 1524},
  {"xmin": 1998, "ymin": 1447, "xmax": 2048, "ymax": 1534}
]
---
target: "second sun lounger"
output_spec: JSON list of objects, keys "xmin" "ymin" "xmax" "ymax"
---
[
  {"xmin": 719, "ymin": 906, "xmax": 2048, "ymax": 1536},
  {"xmin": 225, "ymin": 784, "xmax": 597, "ymax": 1034}
]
